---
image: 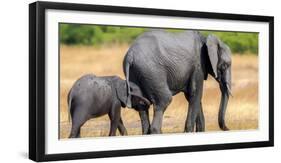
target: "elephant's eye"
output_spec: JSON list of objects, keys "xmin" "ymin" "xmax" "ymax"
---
[{"xmin": 221, "ymin": 64, "xmax": 228, "ymax": 71}]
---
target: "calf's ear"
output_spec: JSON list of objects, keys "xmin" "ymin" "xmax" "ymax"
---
[
  {"xmin": 130, "ymin": 82, "xmax": 151, "ymax": 106},
  {"xmin": 131, "ymin": 93, "xmax": 151, "ymax": 106},
  {"xmin": 115, "ymin": 80, "xmax": 128, "ymax": 108}
]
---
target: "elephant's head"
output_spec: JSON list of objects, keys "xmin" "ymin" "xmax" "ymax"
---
[
  {"xmin": 114, "ymin": 79, "xmax": 151, "ymax": 109},
  {"xmin": 206, "ymin": 34, "xmax": 232, "ymax": 130}
]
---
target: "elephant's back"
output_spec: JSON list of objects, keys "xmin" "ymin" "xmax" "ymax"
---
[
  {"xmin": 131, "ymin": 30, "xmax": 200, "ymax": 65},
  {"xmin": 70, "ymin": 74, "xmax": 113, "ymax": 111},
  {"xmin": 134, "ymin": 30, "xmax": 200, "ymax": 53}
]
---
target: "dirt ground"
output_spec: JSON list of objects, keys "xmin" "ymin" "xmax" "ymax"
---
[{"xmin": 59, "ymin": 45, "xmax": 258, "ymax": 139}]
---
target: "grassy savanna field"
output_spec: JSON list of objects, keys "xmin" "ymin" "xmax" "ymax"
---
[{"xmin": 59, "ymin": 45, "xmax": 258, "ymax": 139}]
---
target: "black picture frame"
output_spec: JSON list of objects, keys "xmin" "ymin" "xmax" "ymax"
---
[{"xmin": 29, "ymin": 1, "xmax": 274, "ymax": 162}]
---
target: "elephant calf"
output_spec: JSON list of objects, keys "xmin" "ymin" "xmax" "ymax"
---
[{"xmin": 68, "ymin": 74, "xmax": 150, "ymax": 138}]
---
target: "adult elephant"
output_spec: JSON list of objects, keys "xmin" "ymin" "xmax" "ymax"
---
[{"xmin": 123, "ymin": 30, "xmax": 232, "ymax": 134}]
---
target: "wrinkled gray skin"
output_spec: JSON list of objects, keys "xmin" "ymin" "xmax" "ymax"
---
[
  {"xmin": 123, "ymin": 30, "xmax": 232, "ymax": 134},
  {"xmin": 68, "ymin": 74, "xmax": 150, "ymax": 138}
]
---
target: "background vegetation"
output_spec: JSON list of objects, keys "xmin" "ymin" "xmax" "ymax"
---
[{"xmin": 60, "ymin": 24, "xmax": 258, "ymax": 54}]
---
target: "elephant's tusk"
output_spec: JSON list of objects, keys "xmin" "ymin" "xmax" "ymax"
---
[{"xmin": 226, "ymin": 84, "xmax": 233, "ymax": 97}]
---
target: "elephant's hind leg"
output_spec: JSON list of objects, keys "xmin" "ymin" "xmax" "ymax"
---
[
  {"xmin": 150, "ymin": 92, "xmax": 172, "ymax": 134},
  {"xmin": 69, "ymin": 125, "xmax": 81, "ymax": 138},
  {"xmin": 138, "ymin": 108, "xmax": 150, "ymax": 134}
]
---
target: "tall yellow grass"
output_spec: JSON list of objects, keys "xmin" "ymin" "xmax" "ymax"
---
[{"xmin": 59, "ymin": 45, "xmax": 258, "ymax": 138}]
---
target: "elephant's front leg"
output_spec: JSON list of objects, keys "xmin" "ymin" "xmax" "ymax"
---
[
  {"xmin": 185, "ymin": 98, "xmax": 201, "ymax": 132},
  {"xmin": 184, "ymin": 74, "xmax": 204, "ymax": 132},
  {"xmin": 138, "ymin": 109, "xmax": 150, "ymax": 134},
  {"xmin": 108, "ymin": 106, "xmax": 121, "ymax": 136},
  {"xmin": 195, "ymin": 102, "xmax": 205, "ymax": 132}
]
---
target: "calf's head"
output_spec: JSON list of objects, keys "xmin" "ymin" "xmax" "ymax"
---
[{"xmin": 114, "ymin": 79, "xmax": 150, "ymax": 109}]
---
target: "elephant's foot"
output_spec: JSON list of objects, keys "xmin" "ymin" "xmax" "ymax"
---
[
  {"xmin": 184, "ymin": 127, "xmax": 194, "ymax": 133},
  {"xmin": 150, "ymin": 127, "xmax": 162, "ymax": 134},
  {"xmin": 220, "ymin": 125, "xmax": 229, "ymax": 131},
  {"xmin": 142, "ymin": 127, "xmax": 151, "ymax": 135}
]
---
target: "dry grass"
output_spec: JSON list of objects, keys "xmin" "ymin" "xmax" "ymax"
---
[{"xmin": 59, "ymin": 45, "xmax": 258, "ymax": 139}]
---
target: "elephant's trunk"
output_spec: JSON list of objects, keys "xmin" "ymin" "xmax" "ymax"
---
[
  {"xmin": 218, "ymin": 68, "xmax": 231, "ymax": 131},
  {"xmin": 218, "ymin": 88, "xmax": 229, "ymax": 130}
]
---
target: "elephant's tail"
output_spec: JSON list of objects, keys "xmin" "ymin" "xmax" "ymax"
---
[{"xmin": 124, "ymin": 52, "xmax": 134, "ymax": 108}]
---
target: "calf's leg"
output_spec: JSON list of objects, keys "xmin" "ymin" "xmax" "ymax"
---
[
  {"xmin": 69, "ymin": 107, "xmax": 89, "ymax": 138},
  {"xmin": 118, "ymin": 118, "xmax": 128, "ymax": 135},
  {"xmin": 108, "ymin": 105, "xmax": 121, "ymax": 136}
]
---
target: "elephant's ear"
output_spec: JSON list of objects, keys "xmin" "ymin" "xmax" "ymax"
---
[
  {"xmin": 206, "ymin": 34, "xmax": 220, "ymax": 78},
  {"xmin": 114, "ymin": 79, "xmax": 127, "ymax": 108}
]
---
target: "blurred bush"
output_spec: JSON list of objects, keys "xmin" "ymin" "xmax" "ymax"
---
[
  {"xmin": 201, "ymin": 31, "xmax": 258, "ymax": 54},
  {"xmin": 60, "ymin": 24, "xmax": 146, "ymax": 46},
  {"xmin": 60, "ymin": 24, "xmax": 258, "ymax": 54}
]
